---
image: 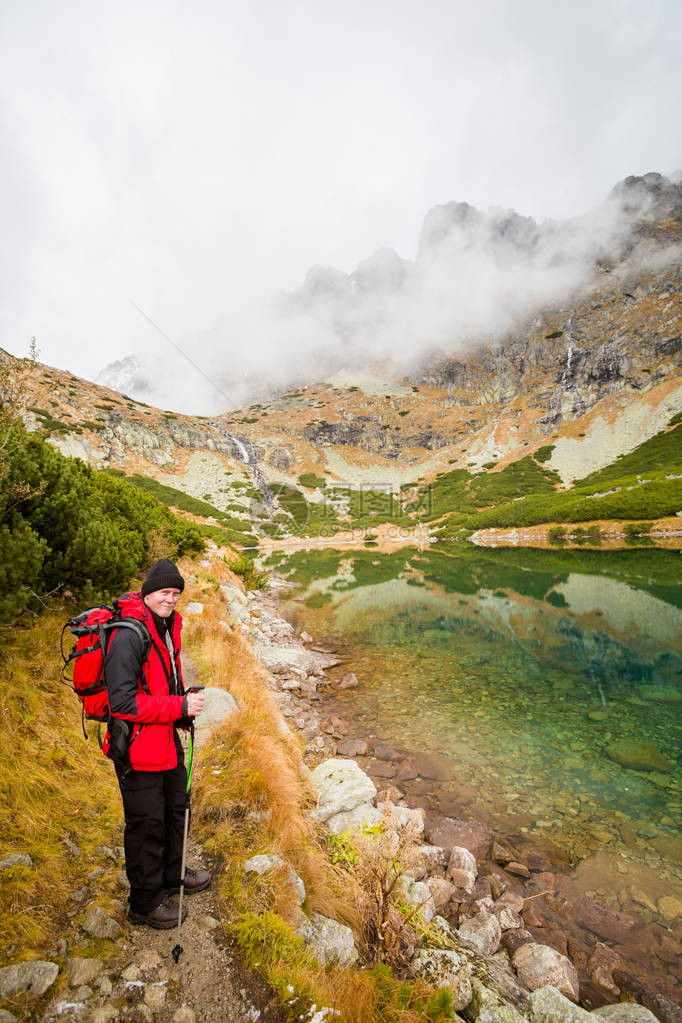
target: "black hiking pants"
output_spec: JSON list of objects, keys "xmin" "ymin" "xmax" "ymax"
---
[{"xmin": 115, "ymin": 757, "xmax": 188, "ymax": 914}]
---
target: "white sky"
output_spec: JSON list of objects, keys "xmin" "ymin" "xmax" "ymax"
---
[{"xmin": 1, "ymin": 0, "xmax": 681, "ymax": 386}]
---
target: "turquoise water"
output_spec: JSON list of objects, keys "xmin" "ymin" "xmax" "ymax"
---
[{"xmin": 266, "ymin": 544, "xmax": 682, "ymax": 928}]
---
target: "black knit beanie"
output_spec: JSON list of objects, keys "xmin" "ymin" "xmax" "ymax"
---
[{"xmin": 141, "ymin": 558, "xmax": 185, "ymax": 596}]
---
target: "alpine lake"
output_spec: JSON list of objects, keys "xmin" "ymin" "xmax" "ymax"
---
[{"xmin": 261, "ymin": 541, "xmax": 682, "ymax": 997}]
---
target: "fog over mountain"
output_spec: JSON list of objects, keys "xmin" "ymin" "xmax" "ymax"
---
[{"xmin": 98, "ymin": 172, "xmax": 682, "ymax": 414}]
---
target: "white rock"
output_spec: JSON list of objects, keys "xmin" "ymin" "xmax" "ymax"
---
[
  {"xmin": 412, "ymin": 844, "xmax": 448, "ymax": 879},
  {"xmin": 310, "ymin": 758, "xmax": 377, "ymax": 824},
  {"xmin": 184, "ymin": 601, "xmax": 204, "ymax": 615},
  {"xmin": 378, "ymin": 802, "xmax": 425, "ymax": 836},
  {"xmin": 514, "ymin": 944, "xmax": 580, "ymax": 1002},
  {"xmin": 243, "ymin": 854, "xmax": 306, "ymax": 904},
  {"xmin": 326, "ymin": 803, "xmax": 382, "ymax": 835},
  {"xmin": 529, "ymin": 986, "xmax": 593, "ymax": 1023},
  {"xmin": 411, "ymin": 949, "xmax": 472, "ymax": 1010},
  {"xmin": 193, "ymin": 687, "xmax": 238, "ymax": 749},
  {"xmin": 458, "ymin": 909, "xmax": 502, "ymax": 955},
  {"xmin": 302, "ymin": 912, "xmax": 359, "ymax": 966},
  {"xmin": 592, "ymin": 1005, "xmax": 661, "ymax": 1022},
  {"xmin": 300, "ymin": 631, "xmax": 313, "ymax": 643},
  {"xmin": 447, "ymin": 846, "xmax": 477, "ymax": 893},
  {"xmin": 396, "ymin": 876, "xmax": 436, "ymax": 923}
]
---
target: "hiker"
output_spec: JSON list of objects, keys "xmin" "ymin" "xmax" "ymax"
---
[{"xmin": 104, "ymin": 558, "xmax": 211, "ymax": 928}]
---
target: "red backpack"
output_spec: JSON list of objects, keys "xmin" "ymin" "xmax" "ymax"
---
[{"xmin": 61, "ymin": 592, "xmax": 151, "ymax": 738}]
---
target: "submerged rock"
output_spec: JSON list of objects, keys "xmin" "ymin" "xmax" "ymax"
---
[{"xmin": 604, "ymin": 740, "xmax": 672, "ymax": 773}]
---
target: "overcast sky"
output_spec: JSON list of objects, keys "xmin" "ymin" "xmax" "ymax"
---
[{"xmin": 1, "ymin": 0, "xmax": 681, "ymax": 397}]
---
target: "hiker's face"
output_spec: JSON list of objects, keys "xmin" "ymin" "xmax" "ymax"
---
[{"xmin": 144, "ymin": 587, "xmax": 181, "ymax": 618}]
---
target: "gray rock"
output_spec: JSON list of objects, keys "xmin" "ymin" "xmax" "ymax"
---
[
  {"xmin": 413, "ymin": 844, "xmax": 448, "ymax": 879},
  {"xmin": 193, "ymin": 687, "xmax": 238, "ymax": 749},
  {"xmin": 302, "ymin": 912, "xmax": 359, "ymax": 966},
  {"xmin": 0, "ymin": 854, "xmax": 33, "ymax": 870},
  {"xmin": 336, "ymin": 739, "xmax": 369, "ymax": 757},
  {"xmin": 592, "ymin": 1005, "xmax": 661, "ymax": 1022},
  {"xmin": 447, "ymin": 846, "xmax": 477, "ymax": 893},
  {"xmin": 90, "ymin": 1007, "xmax": 119, "ymax": 1023},
  {"xmin": 73, "ymin": 984, "xmax": 94, "ymax": 1000},
  {"xmin": 458, "ymin": 909, "xmax": 502, "ymax": 955},
  {"xmin": 411, "ymin": 949, "xmax": 473, "ymax": 1011},
  {"xmin": 82, "ymin": 906, "xmax": 122, "ymax": 940},
  {"xmin": 0, "ymin": 960, "xmax": 59, "ymax": 998},
  {"xmin": 326, "ymin": 802, "xmax": 382, "ymax": 834},
  {"xmin": 514, "ymin": 944, "xmax": 580, "ymax": 1002},
  {"xmin": 66, "ymin": 956, "xmax": 104, "ymax": 986},
  {"xmin": 63, "ymin": 836, "xmax": 81, "ymax": 856},
  {"xmin": 378, "ymin": 802, "xmax": 425, "ymax": 836},
  {"xmin": 463, "ymin": 979, "xmax": 526, "ymax": 1023},
  {"xmin": 339, "ymin": 672, "xmax": 359, "ymax": 689},
  {"xmin": 426, "ymin": 876, "xmax": 457, "ymax": 911},
  {"xmin": 243, "ymin": 854, "xmax": 305, "ymax": 904},
  {"xmin": 310, "ymin": 758, "xmax": 377, "ymax": 824},
  {"xmin": 0, "ymin": 1010, "xmax": 16, "ymax": 1023},
  {"xmin": 529, "ymin": 986, "xmax": 594, "ymax": 1022},
  {"xmin": 396, "ymin": 876, "xmax": 436, "ymax": 922}
]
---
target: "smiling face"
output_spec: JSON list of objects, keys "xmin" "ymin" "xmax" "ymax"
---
[{"xmin": 143, "ymin": 587, "xmax": 181, "ymax": 619}]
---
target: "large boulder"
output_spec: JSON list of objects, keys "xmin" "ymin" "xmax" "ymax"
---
[
  {"xmin": 411, "ymin": 949, "xmax": 473, "ymax": 1011},
  {"xmin": 514, "ymin": 944, "xmax": 579, "ymax": 1002},
  {"xmin": 325, "ymin": 803, "xmax": 382, "ymax": 835},
  {"xmin": 458, "ymin": 908, "xmax": 502, "ymax": 955},
  {"xmin": 604, "ymin": 740, "xmax": 672, "ymax": 773},
  {"xmin": 529, "ymin": 986, "xmax": 593, "ymax": 1023},
  {"xmin": 194, "ymin": 688, "xmax": 238, "ymax": 749},
  {"xmin": 301, "ymin": 912, "xmax": 358, "ymax": 967},
  {"xmin": 0, "ymin": 961, "xmax": 59, "ymax": 998},
  {"xmin": 309, "ymin": 758, "xmax": 377, "ymax": 830}
]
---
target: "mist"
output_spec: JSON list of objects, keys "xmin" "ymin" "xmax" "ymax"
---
[{"xmin": 98, "ymin": 172, "xmax": 681, "ymax": 415}]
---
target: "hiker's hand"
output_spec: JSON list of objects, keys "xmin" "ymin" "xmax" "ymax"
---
[{"xmin": 185, "ymin": 690, "xmax": 205, "ymax": 717}]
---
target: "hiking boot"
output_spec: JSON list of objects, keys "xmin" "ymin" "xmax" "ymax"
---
[
  {"xmin": 166, "ymin": 867, "xmax": 212, "ymax": 895},
  {"xmin": 128, "ymin": 895, "xmax": 188, "ymax": 929}
]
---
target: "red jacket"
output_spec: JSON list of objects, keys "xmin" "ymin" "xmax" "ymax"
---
[{"xmin": 103, "ymin": 592, "xmax": 186, "ymax": 771}]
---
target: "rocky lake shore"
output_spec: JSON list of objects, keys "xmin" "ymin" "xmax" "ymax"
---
[{"xmin": 234, "ymin": 574, "xmax": 682, "ymax": 1023}]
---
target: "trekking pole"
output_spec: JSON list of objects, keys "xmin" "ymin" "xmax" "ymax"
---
[{"xmin": 172, "ymin": 685, "xmax": 204, "ymax": 965}]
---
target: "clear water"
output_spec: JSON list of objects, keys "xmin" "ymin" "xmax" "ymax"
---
[{"xmin": 265, "ymin": 543, "xmax": 682, "ymax": 988}]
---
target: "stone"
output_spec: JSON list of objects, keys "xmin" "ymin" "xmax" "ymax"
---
[
  {"xmin": 90, "ymin": 1008, "xmax": 119, "ymax": 1023},
  {"xmin": 458, "ymin": 909, "xmax": 502, "ymax": 955},
  {"xmin": 427, "ymin": 877, "xmax": 457, "ymax": 911},
  {"xmin": 338, "ymin": 672, "xmax": 358, "ymax": 689},
  {"xmin": 300, "ymin": 631, "xmax": 313, "ymax": 643},
  {"xmin": 604, "ymin": 740, "xmax": 672, "ymax": 773},
  {"xmin": 199, "ymin": 914, "xmax": 220, "ymax": 930},
  {"xmin": 411, "ymin": 949, "xmax": 473, "ymax": 1011},
  {"xmin": 193, "ymin": 688, "xmax": 238, "ymax": 749},
  {"xmin": 657, "ymin": 894, "xmax": 682, "ymax": 923},
  {"xmin": 336, "ymin": 739, "xmax": 368, "ymax": 757},
  {"xmin": 144, "ymin": 983, "xmax": 167, "ymax": 1010},
  {"xmin": 173, "ymin": 1008, "xmax": 197, "ymax": 1023},
  {"xmin": 425, "ymin": 816, "xmax": 493, "ymax": 860},
  {"xmin": 135, "ymin": 949, "xmax": 162, "ymax": 971},
  {"xmin": 463, "ymin": 978, "xmax": 527, "ymax": 1023},
  {"xmin": 588, "ymin": 943, "xmax": 623, "ymax": 999},
  {"xmin": 302, "ymin": 912, "xmax": 359, "ymax": 966},
  {"xmin": 374, "ymin": 742, "xmax": 399, "ymax": 760},
  {"xmin": 502, "ymin": 928, "xmax": 535, "ymax": 956},
  {"xmin": 326, "ymin": 803, "xmax": 382, "ymax": 835},
  {"xmin": 122, "ymin": 964, "xmax": 142, "ymax": 982},
  {"xmin": 309, "ymin": 758, "xmax": 377, "ymax": 824},
  {"xmin": 529, "ymin": 986, "xmax": 593, "ymax": 1022},
  {"xmin": 592, "ymin": 1004, "xmax": 662, "ymax": 1022},
  {"xmin": 396, "ymin": 876, "xmax": 436, "ymax": 922},
  {"xmin": 184, "ymin": 601, "xmax": 204, "ymax": 615},
  {"xmin": 413, "ymin": 844, "xmax": 448, "ymax": 879},
  {"xmin": 447, "ymin": 846, "xmax": 477, "ymax": 893},
  {"xmin": 379, "ymin": 802, "xmax": 425, "ymax": 836},
  {"xmin": 82, "ymin": 907, "xmax": 122, "ymax": 940},
  {"xmin": 66, "ymin": 957, "xmax": 104, "ymax": 986},
  {"xmin": 497, "ymin": 907, "xmax": 524, "ymax": 931},
  {"xmin": 497, "ymin": 891, "xmax": 524, "ymax": 913},
  {"xmin": 0, "ymin": 1011, "xmax": 16, "ymax": 1023},
  {"xmin": 493, "ymin": 838, "xmax": 517, "ymax": 866},
  {"xmin": 513, "ymin": 943, "xmax": 579, "ymax": 1002},
  {"xmin": 0, "ymin": 854, "xmax": 33, "ymax": 870},
  {"xmin": 505, "ymin": 861, "xmax": 531, "ymax": 880},
  {"xmin": 573, "ymin": 898, "xmax": 643, "ymax": 944},
  {"xmin": 73, "ymin": 984, "xmax": 94, "ymax": 1000},
  {"xmin": 0, "ymin": 960, "xmax": 59, "ymax": 998},
  {"xmin": 243, "ymin": 854, "xmax": 305, "ymax": 904}
]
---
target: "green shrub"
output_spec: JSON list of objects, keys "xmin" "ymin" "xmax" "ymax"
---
[
  {"xmin": 298, "ymin": 472, "xmax": 326, "ymax": 489},
  {"xmin": 623, "ymin": 521, "xmax": 653, "ymax": 536},
  {"xmin": 534, "ymin": 444, "xmax": 555, "ymax": 463}
]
